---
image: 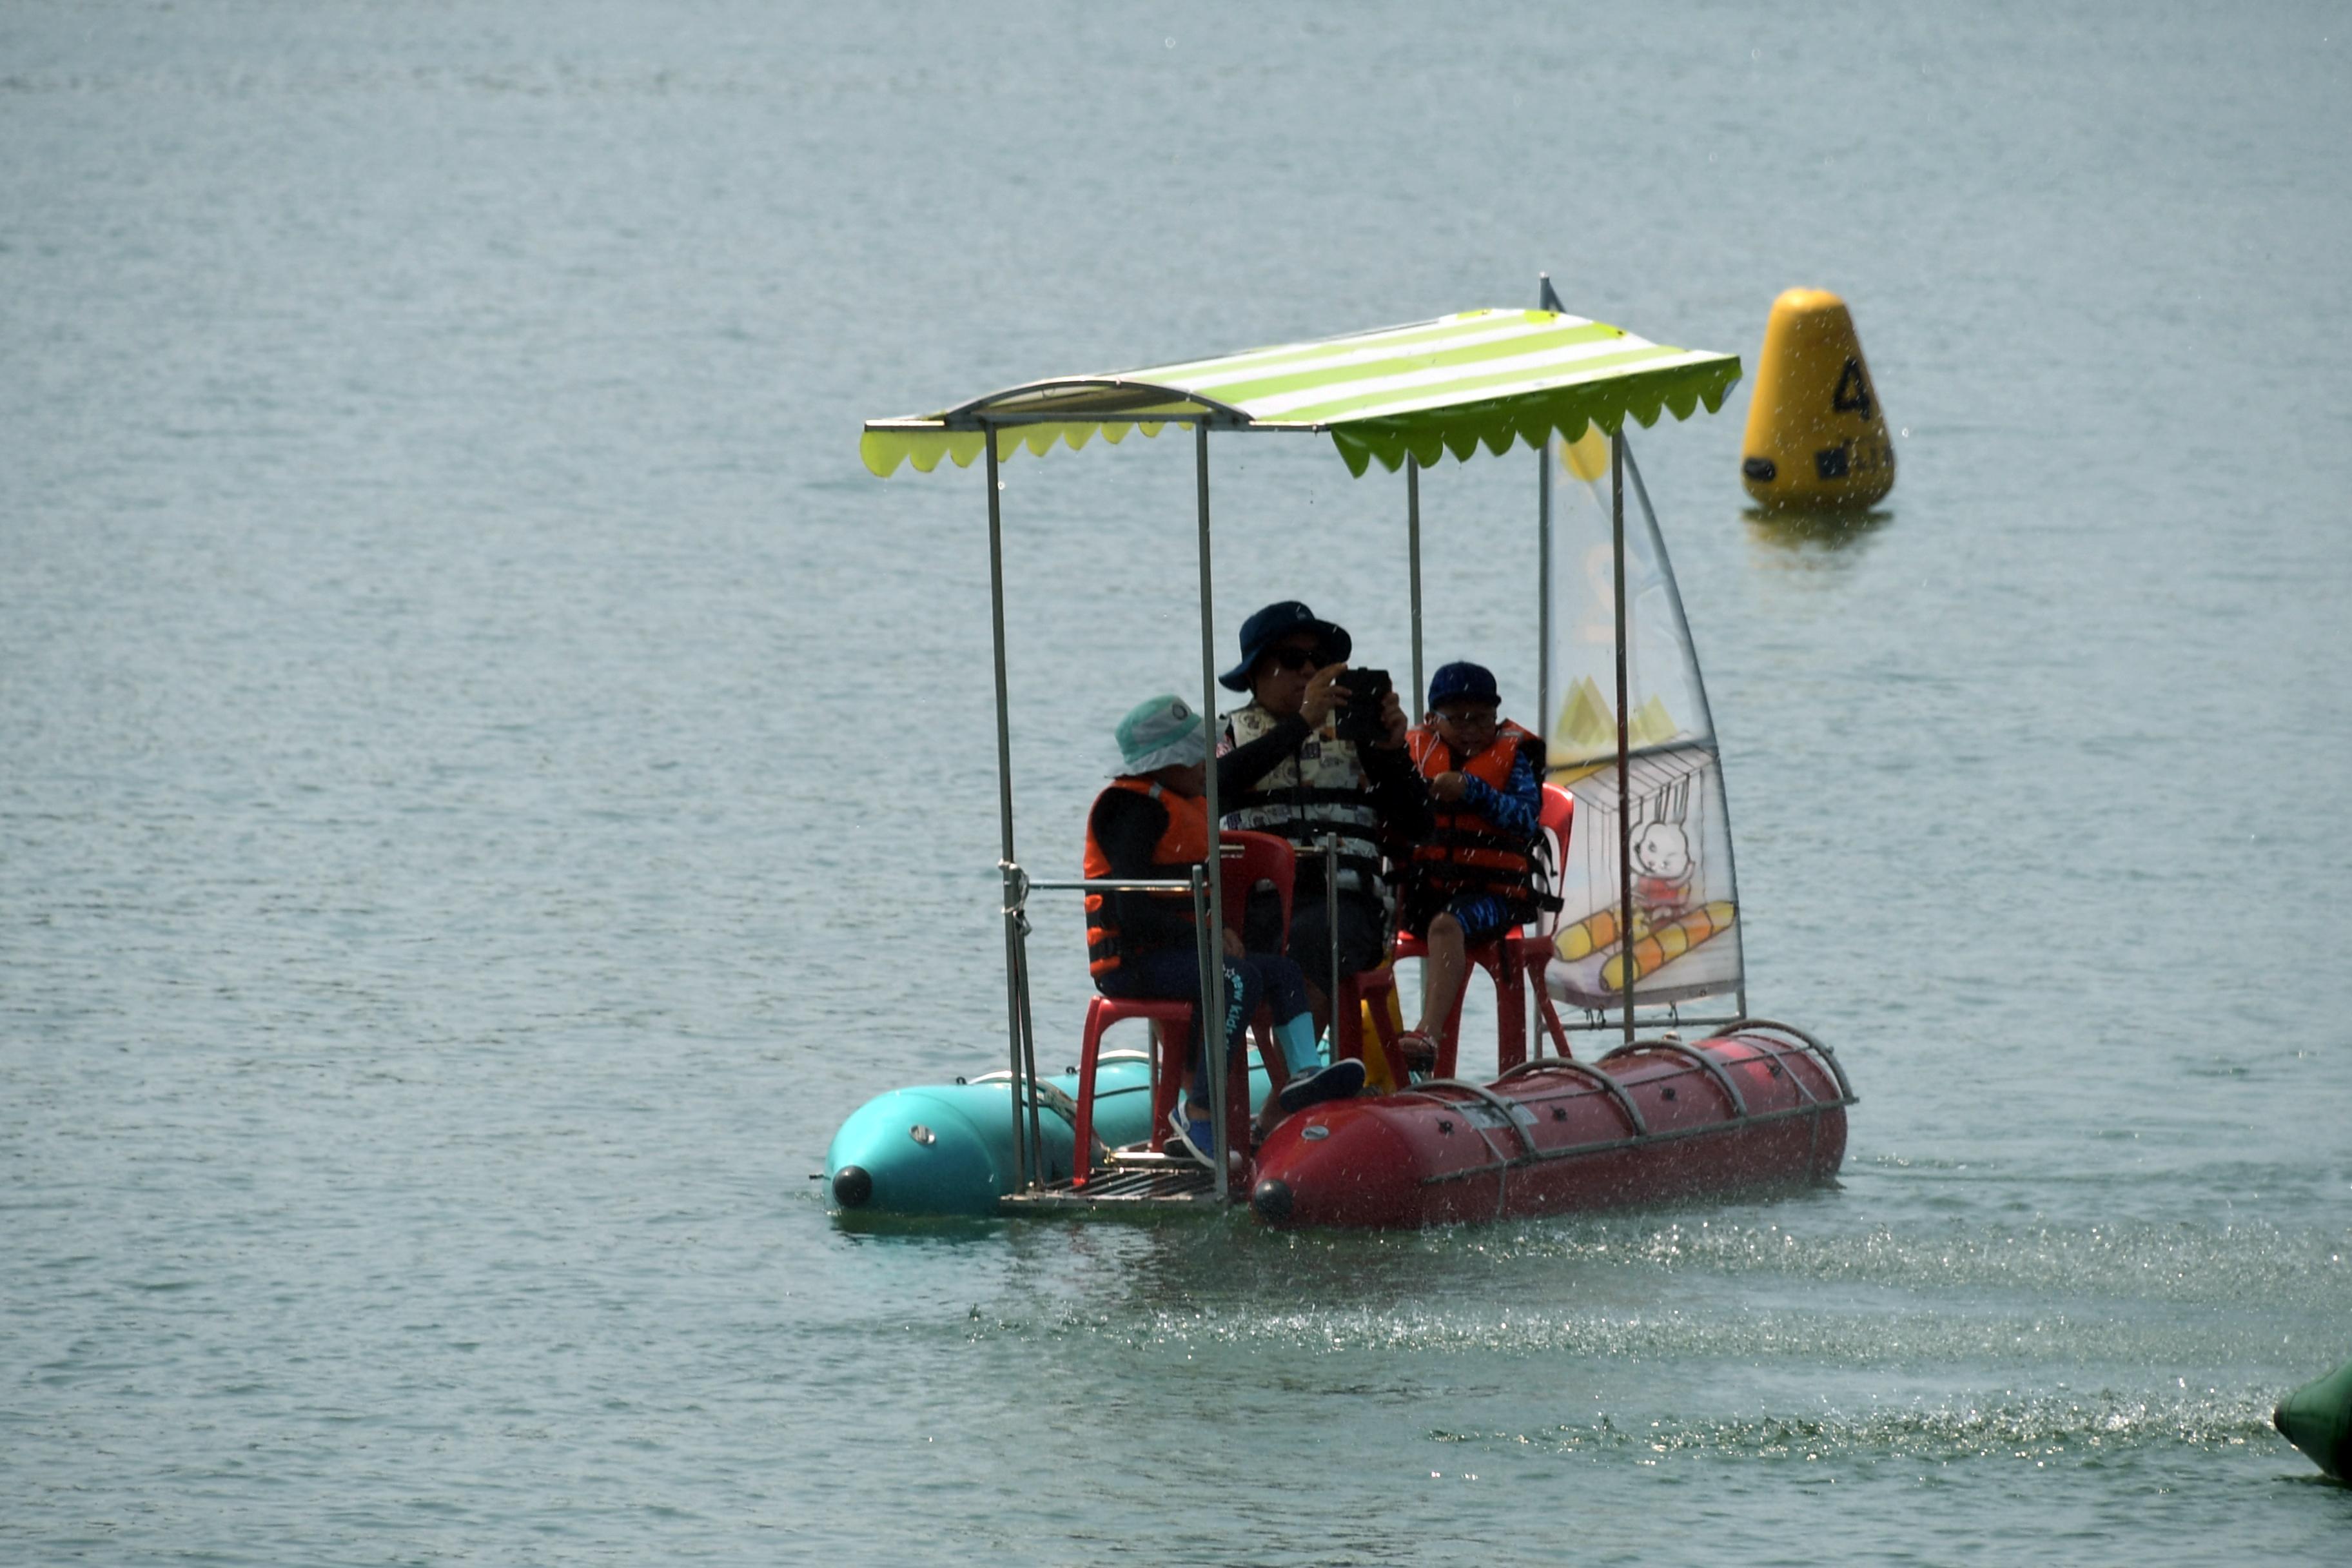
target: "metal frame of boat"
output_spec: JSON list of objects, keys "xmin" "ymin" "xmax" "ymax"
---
[{"xmin": 858, "ymin": 278, "xmax": 1785, "ymax": 1213}]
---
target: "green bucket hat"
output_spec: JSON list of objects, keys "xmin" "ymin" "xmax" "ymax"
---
[{"xmin": 1113, "ymin": 694, "xmax": 1207, "ymax": 776}]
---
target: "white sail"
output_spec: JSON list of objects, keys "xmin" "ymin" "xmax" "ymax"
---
[{"xmin": 1542, "ymin": 435, "xmax": 1745, "ymax": 1013}]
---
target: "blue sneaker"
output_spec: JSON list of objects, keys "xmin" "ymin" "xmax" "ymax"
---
[
  {"xmin": 1276, "ymin": 1058, "xmax": 1366, "ymax": 1115},
  {"xmin": 1165, "ymin": 1110, "xmax": 1215, "ymax": 1168}
]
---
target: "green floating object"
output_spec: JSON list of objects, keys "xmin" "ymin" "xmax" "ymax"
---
[{"xmin": 2273, "ymin": 1354, "xmax": 2352, "ymax": 1481}]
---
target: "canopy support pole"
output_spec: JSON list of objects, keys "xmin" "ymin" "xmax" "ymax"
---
[
  {"xmin": 1194, "ymin": 422, "xmax": 1229, "ymax": 1200},
  {"xmin": 1536, "ymin": 438, "xmax": 1553, "ymax": 748},
  {"xmin": 983, "ymin": 431, "xmax": 1037, "ymax": 1190},
  {"xmin": 1407, "ymin": 456, "xmax": 1424, "ymax": 717},
  {"xmin": 1611, "ymin": 429, "xmax": 1635, "ymax": 1047},
  {"xmin": 1534, "ymin": 431, "xmax": 1553, "ymax": 1057},
  {"xmin": 1535, "ymin": 271, "xmax": 1562, "ymax": 1060},
  {"xmin": 1535, "ymin": 274, "xmax": 1567, "ymax": 735}
]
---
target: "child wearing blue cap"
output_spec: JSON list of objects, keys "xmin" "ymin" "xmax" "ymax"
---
[
  {"xmin": 1396, "ymin": 662, "xmax": 1547, "ymax": 1068},
  {"xmin": 1083, "ymin": 694, "xmax": 1365, "ymax": 1164}
]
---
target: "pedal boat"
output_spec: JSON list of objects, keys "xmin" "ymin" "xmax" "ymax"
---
[{"xmin": 838, "ymin": 282, "xmax": 1857, "ymax": 1226}]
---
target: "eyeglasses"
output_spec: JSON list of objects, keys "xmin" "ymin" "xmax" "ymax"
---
[
  {"xmin": 1264, "ymin": 645, "xmax": 1322, "ymax": 672},
  {"xmin": 1433, "ymin": 704, "xmax": 1499, "ymax": 726}
]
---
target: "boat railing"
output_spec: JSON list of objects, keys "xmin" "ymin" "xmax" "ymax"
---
[
  {"xmin": 1714, "ymin": 1017, "xmax": 1857, "ymax": 1106},
  {"xmin": 1026, "ymin": 877, "xmax": 1200, "ymax": 894},
  {"xmin": 1026, "ymin": 834, "xmax": 1348, "ymax": 1202},
  {"xmin": 1587, "ymin": 1019, "xmax": 1856, "ymax": 1113},
  {"xmin": 1001, "ymin": 860, "xmax": 1224, "ymax": 1198},
  {"xmin": 1594, "ymin": 1037, "xmax": 1751, "ymax": 1117}
]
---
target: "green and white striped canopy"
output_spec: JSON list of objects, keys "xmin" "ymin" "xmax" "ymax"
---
[{"xmin": 860, "ymin": 308, "xmax": 1740, "ymax": 479}]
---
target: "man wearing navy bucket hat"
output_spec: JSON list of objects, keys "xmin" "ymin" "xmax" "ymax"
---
[{"xmin": 1217, "ymin": 601, "xmax": 1432, "ymax": 1055}]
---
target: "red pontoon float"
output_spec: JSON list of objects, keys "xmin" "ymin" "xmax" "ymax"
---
[
  {"xmin": 840, "ymin": 279, "xmax": 1857, "ymax": 1227},
  {"xmin": 1249, "ymin": 1021, "xmax": 1850, "ymax": 1229}
]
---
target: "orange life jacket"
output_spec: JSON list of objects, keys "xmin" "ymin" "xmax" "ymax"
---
[
  {"xmin": 1405, "ymin": 720, "xmax": 1545, "ymax": 911},
  {"xmin": 1082, "ymin": 776, "xmax": 1210, "ymax": 977}
]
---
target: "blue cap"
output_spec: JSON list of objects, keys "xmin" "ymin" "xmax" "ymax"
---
[
  {"xmin": 1219, "ymin": 601, "xmax": 1352, "ymax": 691},
  {"xmin": 1427, "ymin": 661, "xmax": 1498, "ymax": 710}
]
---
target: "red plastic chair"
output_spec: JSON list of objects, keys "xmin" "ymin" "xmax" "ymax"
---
[
  {"xmin": 1393, "ymin": 784, "xmax": 1577, "ymax": 1077},
  {"xmin": 1071, "ymin": 832, "xmax": 1293, "ymax": 1182}
]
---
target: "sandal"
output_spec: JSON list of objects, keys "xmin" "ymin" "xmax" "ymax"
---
[{"xmin": 1395, "ymin": 1031, "xmax": 1439, "ymax": 1075}]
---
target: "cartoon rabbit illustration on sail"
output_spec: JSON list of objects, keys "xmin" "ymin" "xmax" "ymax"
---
[{"xmin": 1629, "ymin": 776, "xmax": 1696, "ymax": 926}]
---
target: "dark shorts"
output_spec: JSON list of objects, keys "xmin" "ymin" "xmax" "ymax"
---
[
  {"xmin": 1246, "ymin": 886, "xmax": 1389, "ymax": 983},
  {"xmin": 1400, "ymin": 889, "xmax": 1519, "ymax": 945}
]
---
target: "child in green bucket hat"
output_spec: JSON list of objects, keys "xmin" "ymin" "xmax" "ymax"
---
[{"xmin": 1083, "ymin": 694, "xmax": 1364, "ymax": 1164}]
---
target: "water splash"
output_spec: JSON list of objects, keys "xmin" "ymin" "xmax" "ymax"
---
[{"xmin": 1433, "ymin": 1388, "xmax": 2282, "ymax": 1466}]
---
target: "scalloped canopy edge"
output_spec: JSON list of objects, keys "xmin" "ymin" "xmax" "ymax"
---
[{"xmin": 859, "ymin": 308, "xmax": 1741, "ymax": 479}]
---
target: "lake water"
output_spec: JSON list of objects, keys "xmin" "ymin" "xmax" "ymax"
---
[{"xmin": 5, "ymin": 3, "xmax": 2349, "ymax": 1562}]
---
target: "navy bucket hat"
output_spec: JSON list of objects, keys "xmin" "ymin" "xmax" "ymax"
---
[{"xmin": 1219, "ymin": 600, "xmax": 1352, "ymax": 691}]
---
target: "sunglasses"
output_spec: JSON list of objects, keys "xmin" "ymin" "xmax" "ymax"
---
[{"xmin": 1264, "ymin": 645, "xmax": 1323, "ymax": 672}]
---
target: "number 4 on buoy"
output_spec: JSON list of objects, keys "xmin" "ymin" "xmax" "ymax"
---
[{"xmin": 1740, "ymin": 288, "xmax": 1894, "ymax": 511}]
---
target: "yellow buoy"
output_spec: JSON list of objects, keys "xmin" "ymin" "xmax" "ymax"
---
[
  {"xmin": 1560, "ymin": 424, "xmax": 1609, "ymax": 483},
  {"xmin": 1740, "ymin": 288, "xmax": 1894, "ymax": 510}
]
